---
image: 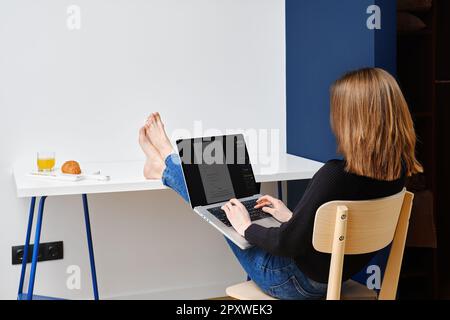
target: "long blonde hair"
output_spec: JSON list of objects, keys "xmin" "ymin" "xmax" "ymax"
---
[{"xmin": 330, "ymin": 68, "xmax": 423, "ymax": 181}]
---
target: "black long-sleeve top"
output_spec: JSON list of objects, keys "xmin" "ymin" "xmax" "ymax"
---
[{"xmin": 245, "ymin": 159, "xmax": 406, "ymax": 284}]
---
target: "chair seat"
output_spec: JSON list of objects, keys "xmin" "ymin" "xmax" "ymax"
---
[
  {"xmin": 341, "ymin": 280, "xmax": 378, "ymax": 300},
  {"xmin": 226, "ymin": 281, "xmax": 276, "ymax": 300},
  {"xmin": 226, "ymin": 280, "xmax": 377, "ymax": 300}
]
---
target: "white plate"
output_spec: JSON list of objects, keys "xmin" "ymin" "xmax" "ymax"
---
[{"xmin": 29, "ymin": 169, "xmax": 110, "ymax": 182}]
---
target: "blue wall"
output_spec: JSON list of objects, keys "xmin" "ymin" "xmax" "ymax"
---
[
  {"xmin": 286, "ymin": 0, "xmax": 397, "ymax": 288},
  {"xmin": 286, "ymin": 0, "xmax": 396, "ymax": 162},
  {"xmin": 375, "ymin": 0, "xmax": 397, "ymax": 73}
]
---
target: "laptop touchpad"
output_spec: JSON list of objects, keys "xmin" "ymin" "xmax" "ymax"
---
[{"xmin": 253, "ymin": 218, "xmax": 281, "ymax": 228}]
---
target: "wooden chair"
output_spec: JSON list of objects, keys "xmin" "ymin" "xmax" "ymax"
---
[{"xmin": 226, "ymin": 189, "xmax": 414, "ymax": 300}]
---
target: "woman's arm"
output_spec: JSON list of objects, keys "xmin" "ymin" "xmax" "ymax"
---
[
  {"xmin": 244, "ymin": 162, "xmax": 341, "ymax": 257},
  {"xmin": 244, "ymin": 212, "xmax": 312, "ymax": 257}
]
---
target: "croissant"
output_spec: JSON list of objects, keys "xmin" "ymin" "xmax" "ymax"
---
[{"xmin": 61, "ymin": 160, "xmax": 81, "ymax": 175}]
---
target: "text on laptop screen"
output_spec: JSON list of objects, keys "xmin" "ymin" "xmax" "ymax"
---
[{"xmin": 176, "ymin": 135, "xmax": 259, "ymax": 208}]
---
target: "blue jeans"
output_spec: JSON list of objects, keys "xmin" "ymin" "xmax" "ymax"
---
[{"xmin": 162, "ymin": 154, "xmax": 328, "ymax": 300}]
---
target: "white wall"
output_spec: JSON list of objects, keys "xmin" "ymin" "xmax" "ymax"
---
[{"xmin": 0, "ymin": 0, "xmax": 286, "ymax": 299}]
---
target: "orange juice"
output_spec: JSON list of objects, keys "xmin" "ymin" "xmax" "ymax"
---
[{"xmin": 37, "ymin": 158, "xmax": 55, "ymax": 172}]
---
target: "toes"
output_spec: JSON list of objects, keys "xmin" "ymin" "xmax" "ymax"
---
[
  {"xmin": 155, "ymin": 112, "xmax": 165, "ymax": 129},
  {"xmin": 148, "ymin": 115, "xmax": 153, "ymax": 126},
  {"xmin": 146, "ymin": 114, "xmax": 156, "ymax": 127},
  {"xmin": 150, "ymin": 115, "xmax": 158, "ymax": 128}
]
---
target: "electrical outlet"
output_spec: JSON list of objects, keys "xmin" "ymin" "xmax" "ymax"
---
[{"xmin": 12, "ymin": 241, "xmax": 63, "ymax": 265}]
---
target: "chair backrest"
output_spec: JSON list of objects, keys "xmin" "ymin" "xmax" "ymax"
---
[{"xmin": 312, "ymin": 188, "xmax": 414, "ymax": 300}]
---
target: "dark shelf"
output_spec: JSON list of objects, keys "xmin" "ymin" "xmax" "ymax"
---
[
  {"xmin": 436, "ymin": 0, "xmax": 450, "ymax": 80},
  {"xmin": 412, "ymin": 111, "xmax": 433, "ymax": 118},
  {"xmin": 398, "ymin": 29, "xmax": 433, "ymax": 37},
  {"xmin": 401, "ymin": 271, "xmax": 429, "ymax": 278},
  {"xmin": 396, "ymin": 0, "xmax": 450, "ymax": 300}
]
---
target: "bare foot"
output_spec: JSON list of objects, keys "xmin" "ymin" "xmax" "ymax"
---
[
  {"xmin": 145, "ymin": 112, "xmax": 174, "ymax": 160},
  {"xmin": 139, "ymin": 126, "xmax": 165, "ymax": 180}
]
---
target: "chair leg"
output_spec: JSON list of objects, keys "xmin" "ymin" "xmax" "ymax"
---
[
  {"xmin": 18, "ymin": 197, "xmax": 36, "ymax": 298},
  {"xmin": 82, "ymin": 194, "xmax": 99, "ymax": 300},
  {"xmin": 27, "ymin": 196, "xmax": 47, "ymax": 300}
]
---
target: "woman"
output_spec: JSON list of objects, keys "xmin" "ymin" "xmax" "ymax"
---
[{"xmin": 138, "ymin": 68, "xmax": 423, "ymax": 300}]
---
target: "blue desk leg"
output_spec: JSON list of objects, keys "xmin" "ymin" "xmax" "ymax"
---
[
  {"xmin": 18, "ymin": 197, "xmax": 36, "ymax": 298},
  {"xmin": 82, "ymin": 194, "xmax": 99, "ymax": 300},
  {"xmin": 27, "ymin": 196, "xmax": 47, "ymax": 300}
]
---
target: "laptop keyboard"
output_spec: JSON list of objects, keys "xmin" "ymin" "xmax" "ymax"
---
[{"xmin": 207, "ymin": 199, "xmax": 271, "ymax": 228}]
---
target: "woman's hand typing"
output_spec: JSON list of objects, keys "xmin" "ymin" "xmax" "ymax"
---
[
  {"xmin": 221, "ymin": 199, "xmax": 252, "ymax": 237},
  {"xmin": 255, "ymin": 195, "xmax": 293, "ymax": 223}
]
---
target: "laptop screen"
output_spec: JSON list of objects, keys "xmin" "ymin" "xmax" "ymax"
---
[{"xmin": 176, "ymin": 134, "xmax": 259, "ymax": 208}]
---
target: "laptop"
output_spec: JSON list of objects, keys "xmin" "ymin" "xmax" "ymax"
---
[{"xmin": 176, "ymin": 134, "xmax": 281, "ymax": 249}]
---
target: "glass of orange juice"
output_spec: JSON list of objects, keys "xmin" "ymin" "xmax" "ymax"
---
[{"xmin": 37, "ymin": 152, "xmax": 56, "ymax": 172}]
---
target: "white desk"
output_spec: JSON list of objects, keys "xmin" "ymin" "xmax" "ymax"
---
[
  {"xmin": 12, "ymin": 153, "xmax": 323, "ymax": 300},
  {"xmin": 13, "ymin": 154, "xmax": 324, "ymax": 198}
]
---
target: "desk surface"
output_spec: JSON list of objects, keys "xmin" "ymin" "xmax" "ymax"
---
[{"xmin": 13, "ymin": 154, "xmax": 324, "ymax": 198}]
